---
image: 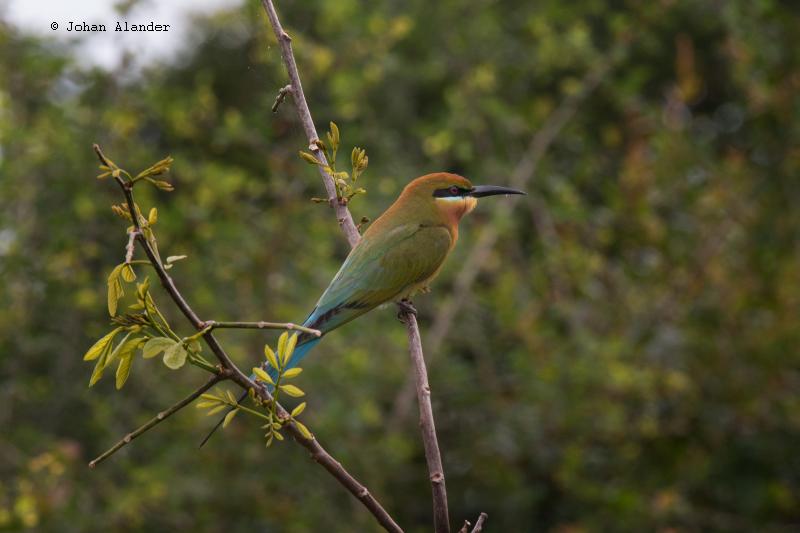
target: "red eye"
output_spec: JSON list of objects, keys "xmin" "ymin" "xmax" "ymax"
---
[{"xmin": 449, "ymin": 186, "xmax": 459, "ymax": 195}]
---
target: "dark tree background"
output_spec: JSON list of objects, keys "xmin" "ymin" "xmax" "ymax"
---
[{"xmin": 1, "ymin": 0, "xmax": 799, "ymax": 531}]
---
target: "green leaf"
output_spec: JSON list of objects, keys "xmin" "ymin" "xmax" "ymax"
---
[
  {"xmin": 277, "ymin": 331, "xmax": 288, "ymax": 361},
  {"xmin": 225, "ymin": 390, "xmax": 237, "ymax": 405},
  {"xmin": 298, "ymin": 151, "xmax": 321, "ymax": 165},
  {"xmin": 106, "ymin": 332, "xmax": 133, "ymax": 367},
  {"xmin": 107, "ymin": 264, "xmax": 125, "ymax": 316},
  {"xmin": 279, "ymin": 384, "xmax": 305, "ymax": 398},
  {"xmin": 114, "ymin": 336, "xmax": 144, "ymax": 389},
  {"xmin": 328, "ymin": 121, "xmax": 340, "ymax": 153},
  {"xmin": 89, "ymin": 356, "xmax": 106, "ymax": 387},
  {"xmin": 163, "ymin": 343, "xmax": 188, "ymax": 370},
  {"xmin": 264, "ymin": 344, "xmax": 279, "ymax": 370},
  {"xmin": 142, "ymin": 337, "xmax": 177, "ymax": 359},
  {"xmin": 253, "ymin": 367, "xmax": 274, "ymax": 385},
  {"xmin": 282, "ymin": 367, "xmax": 302, "ymax": 379},
  {"xmin": 115, "ymin": 353, "xmax": 133, "ymax": 389},
  {"xmin": 136, "ymin": 277, "xmax": 150, "ymax": 299},
  {"xmin": 293, "ymin": 420, "xmax": 313, "ymax": 440},
  {"xmin": 121, "ymin": 264, "xmax": 136, "ymax": 282},
  {"xmin": 152, "ymin": 179, "xmax": 174, "ymax": 191},
  {"xmin": 83, "ymin": 327, "xmax": 123, "ymax": 361},
  {"xmin": 207, "ymin": 405, "xmax": 226, "ymax": 416},
  {"xmin": 284, "ymin": 333, "xmax": 298, "ymax": 365},
  {"xmin": 222, "ymin": 408, "xmax": 239, "ymax": 429},
  {"xmin": 291, "ymin": 402, "xmax": 306, "ymax": 418}
]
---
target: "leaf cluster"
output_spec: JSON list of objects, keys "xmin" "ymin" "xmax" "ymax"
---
[
  {"xmin": 196, "ymin": 332, "xmax": 312, "ymax": 446},
  {"xmin": 299, "ymin": 122, "xmax": 368, "ymax": 204}
]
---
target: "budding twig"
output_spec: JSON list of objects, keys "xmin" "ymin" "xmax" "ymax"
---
[
  {"xmin": 89, "ymin": 374, "xmax": 222, "ymax": 468},
  {"xmin": 259, "ymin": 0, "xmax": 361, "ymax": 248}
]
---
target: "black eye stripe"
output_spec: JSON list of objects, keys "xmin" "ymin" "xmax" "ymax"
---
[{"xmin": 433, "ymin": 186, "xmax": 471, "ymax": 198}]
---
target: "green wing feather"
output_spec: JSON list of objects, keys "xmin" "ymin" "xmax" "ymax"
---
[{"xmin": 304, "ymin": 223, "xmax": 452, "ymax": 333}]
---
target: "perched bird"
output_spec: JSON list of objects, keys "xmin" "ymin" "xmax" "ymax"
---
[{"xmin": 201, "ymin": 173, "xmax": 524, "ymax": 445}]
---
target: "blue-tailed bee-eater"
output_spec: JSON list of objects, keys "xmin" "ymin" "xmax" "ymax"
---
[{"xmin": 202, "ymin": 172, "xmax": 524, "ymax": 445}]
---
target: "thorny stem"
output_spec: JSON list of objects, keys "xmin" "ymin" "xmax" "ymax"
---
[
  {"xmin": 93, "ymin": 143, "xmax": 402, "ymax": 533},
  {"xmin": 89, "ymin": 374, "xmax": 222, "ymax": 468}
]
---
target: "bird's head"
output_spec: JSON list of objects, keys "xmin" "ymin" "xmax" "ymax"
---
[{"xmin": 402, "ymin": 172, "xmax": 525, "ymax": 225}]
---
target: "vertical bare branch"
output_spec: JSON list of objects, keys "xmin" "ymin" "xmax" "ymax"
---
[{"xmin": 400, "ymin": 309, "xmax": 450, "ymax": 532}]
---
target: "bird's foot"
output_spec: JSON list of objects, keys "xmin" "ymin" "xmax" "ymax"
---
[{"xmin": 396, "ymin": 299, "xmax": 418, "ymax": 319}]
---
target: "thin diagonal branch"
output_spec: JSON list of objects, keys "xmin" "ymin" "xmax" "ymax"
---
[
  {"xmin": 391, "ymin": 39, "xmax": 631, "ymax": 423},
  {"xmin": 258, "ymin": 2, "xmax": 454, "ymax": 531},
  {"xmin": 400, "ymin": 308, "xmax": 450, "ymax": 532},
  {"xmin": 93, "ymin": 144, "xmax": 403, "ymax": 533},
  {"xmin": 202, "ymin": 320, "xmax": 321, "ymax": 338},
  {"xmin": 89, "ymin": 374, "xmax": 222, "ymax": 468}
]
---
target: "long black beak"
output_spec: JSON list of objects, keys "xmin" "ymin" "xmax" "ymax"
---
[{"xmin": 469, "ymin": 185, "xmax": 526, "ymax": 197}]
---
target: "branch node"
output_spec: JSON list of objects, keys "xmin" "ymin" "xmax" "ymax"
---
[
  {"xmin": 430, "ymin": 472, "xmax": 445, "ymax": 484},
  {"xmin": 271, "ymin": 84, "xmax": 293, "ymax": 113},
  {"xmin": 125, "ymin": 229, "xmax": 140, "ymax": 264}
]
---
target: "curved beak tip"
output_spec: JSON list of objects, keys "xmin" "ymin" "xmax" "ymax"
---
[{"xmin": 469, "ymin": 185, "xmax": 527, "ymax": 198}]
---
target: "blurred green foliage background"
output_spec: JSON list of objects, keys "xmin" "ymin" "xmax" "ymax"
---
[{"xmin": 2, "ymin": 0, "xmax": 799, "ymax": 531}]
